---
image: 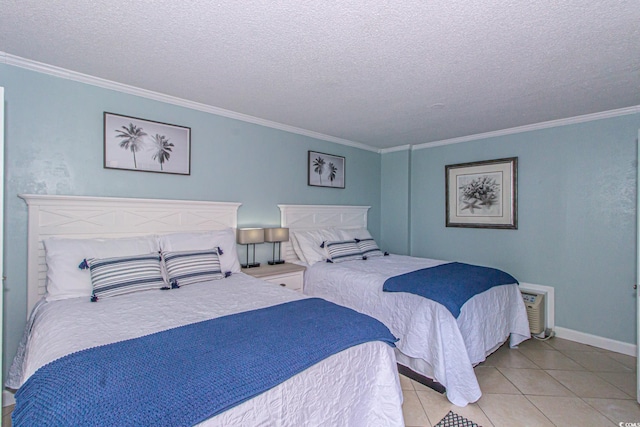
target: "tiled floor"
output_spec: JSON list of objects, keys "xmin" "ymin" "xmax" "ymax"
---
[
  {"xmin": 402, "ymin": 337, "xmax": 639, "ymax": 427},
  {"xmin": 2, "ymin": 404, "xmax": 12, "ymax": 427},
  {"xmin": 2, "ymin": 337, "xmax": 638, "ymax": 426}
]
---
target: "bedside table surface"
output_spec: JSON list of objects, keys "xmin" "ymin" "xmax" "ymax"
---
[{"xmin": 242, "ymin": 263, "xmax": 306, "ymax": 279}]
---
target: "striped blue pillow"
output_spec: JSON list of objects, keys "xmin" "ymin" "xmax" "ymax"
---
[
  {"xmin": 325, "ymin": 240, "xmax": 364, "ymax": 263},
  {"xmin": 87, "ymin": 254, "xmax": 165, "ymax": 299},
  {"xmin": 356, "ymin": 238, "xmax": 384, "ymax": 258},
  {"xmin": 162, "ymin": 249, "xmax": 224, "ymax": 287}
]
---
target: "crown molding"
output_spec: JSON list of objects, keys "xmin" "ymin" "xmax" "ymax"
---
[
  {"xmin": 0, "ymin": 52, "xmax": 378, "ymax": 153},
  {"xmin": 412, "ymin": 105, "xmax": 640, "ymax": 151},
  {"xmin": 379, "ymin": 144, "xmax": 411, "ymax": 154},
  {"xmin": 3, "ymin": 52, "xmax": 639, "ymax": 154}
]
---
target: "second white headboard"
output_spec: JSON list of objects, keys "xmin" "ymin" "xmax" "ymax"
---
[{"xmin": 278, "ymin": 204, "xmax": 370, "ymax": 263}]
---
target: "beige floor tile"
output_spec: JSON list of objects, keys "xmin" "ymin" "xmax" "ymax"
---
[
  {"xmin": 583, "ymin": 398, "xmax": 640, "ymax": 425},
  {"xmin": 546, "ymin": 369, "xmax": 632, "ymax": 399},
  {"xmin": 498, "ymin": 368, "xmax": 574, "ymax": 396},
  {"xmin": 411, "ymin": 379, "xmax": 439, "ymax": 393},
  {"xmin": 477, "ymin": 394, "xmax": 554, "ymax": 426},
  {"xmin": 402, "ymin": 389, "xmax": 430, "ymax": 427},
  {"xmin": 595, "ymin": 371, "xmax": 637, "ymax": 398},
  {"xmin": 3, "ymin": 405, "xmax": 13, "ymax": 427},
  {"xmin": 475, "ymin": 366, "xmax": 520, "ymax": 394},
  {"xmin": 514, "ymin": 337, "xmax": 554, "ymax": 351},
  {"xmin": 414, "ymin": 386, "xmax": 451, "ymax": 422},
  {"xmin": 415, "ymin": 388, "xmax": 493, "ymax": 427},
  {"xmin": 400, "ymin": 374, "xmax": 415, "ymax": 391},
  {"xmin": 527, "ymin": 395, "xmax": 617, "ymax": 426},
  {"xmin": 518, "ymin": 349, "xmax": 585, "ymax": 370},
  {"xmin": 606, "ymin": 352, "xmax": 637, "ymax": 371},
  {"xmin": 483, "ymin": 342, "xmax": 511, "ymax": 358},
  {"xmin": 562, "ymin": 350, "xmax": 632, "ymax": 372},
  {"xmin": 483, "ymin": 348, "xmax": 539, "ymax": 369},
  {"xmin": 546, "ymin": 337, "xmax": 600, "ymax": 352}
]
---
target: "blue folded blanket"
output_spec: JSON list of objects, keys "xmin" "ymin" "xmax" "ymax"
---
[
  {"xmin": 13, "ymin": 298, "xmax": 397, "ymax": 427},
  {"xmin": 383, "ymin": 262, "xmax": 518, "ymax": 317}
]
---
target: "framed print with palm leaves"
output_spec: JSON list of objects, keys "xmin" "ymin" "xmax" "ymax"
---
[
  {"xmin": 104, "ymin": 112, "xmax": 191, "ymax": 175},
  {"xmin": 308, "ymin": 151, "xmax": 345, "ymax": 189},
  {"xmin": 445, "ymin": 157, "xmax": 517, "ymax": 229}
]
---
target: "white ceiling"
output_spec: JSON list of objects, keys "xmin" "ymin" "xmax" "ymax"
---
[{"xmin": 2, "ymin": 0, "xmax": 639, "ymax": 150}]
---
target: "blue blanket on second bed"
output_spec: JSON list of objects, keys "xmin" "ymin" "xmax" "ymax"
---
[
  {"xmin": 12, "ymin": 298, "xmax": 397, "ymax": 427},
  {"xmin": 383, "ymin": 262, "xmax": 518, "ymax": 318}
]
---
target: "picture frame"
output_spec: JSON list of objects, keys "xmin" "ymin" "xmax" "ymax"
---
[
  {"xmin": 104, "ymin": 112, "xmax": 191, "ymax": 175},
  {"xmin": 308, "ymin": 151, "xmax": 345, "ymax": 189},
  {"xmin": 445, "ymin": 157, "xmax": 517, "ymax": 229}
]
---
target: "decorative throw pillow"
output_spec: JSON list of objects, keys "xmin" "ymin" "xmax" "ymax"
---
[
  {"xmin": 162, "ymin": 249, "xmax": 224, "ymax": 287},
  {"xmin": 85, "ymin": 253, "xmax": 165, "ymax": 299},
  {"xmin": 324, "ymin": 240, "xmax": 364, "ymax": 263},
  {"xmin": 158, "ymin": 228, "xmax": 241, "ymax": 273},
  {"xmin": 44, "ymin": 235, "xmax": 160, "ymax": 301},
  {"xmin": 293, "ymin": 228, "xmax": 343, "ymax": 265},
  {"xmin": 356, "ymin": 238, "xmax": 384, "ymax": 258}
]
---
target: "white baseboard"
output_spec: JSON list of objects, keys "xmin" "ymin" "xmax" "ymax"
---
[
  {"xmin": 555, "ymin": 326, "xmax": 637, "ymax": 357},
  {"xmin": 3, "ymin": 389, "xmax": 15, "ymax": 407},
  {"xmin": 519, "ymin": 282, "xmax": 635, "ymax": 356}
]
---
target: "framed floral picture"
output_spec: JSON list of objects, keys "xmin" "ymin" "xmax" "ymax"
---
[
  {"xmin": 308, "ymin": 151, "xmax": 345, "ymax": 189},
  {"xmin": 104, "ymin": 112, "xmax": 191, "ymax": 175},
  {"xmin": 445, "ymin": 157, "xmax": 517, "ymax": 229}
]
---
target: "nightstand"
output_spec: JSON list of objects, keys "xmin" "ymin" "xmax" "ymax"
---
[{"xmin": 242, "ymin": 263, "xmax": 306, "ymax": 292}]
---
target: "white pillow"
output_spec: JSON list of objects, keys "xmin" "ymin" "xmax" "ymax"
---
[
  {"xmin": 44, "ymin": 235, "xmax": 160, "ymax": 301},
  {"xmin": 288, "ymin": 232, "xmax": 308, "ymax": 264},
  {"xmin": 158, "ymin": 228, "xmax": 241, "ymax": 274},
  {"xmin": 292, "ymin": 228, "xmax": 342, "ymax": 265},
  {"xmin": 338, "ymin": 228, "xmax": 373, "ymax": 240}
]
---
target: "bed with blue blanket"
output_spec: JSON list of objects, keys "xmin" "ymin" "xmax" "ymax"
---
[
  {"xmin": 9, "ymin": 195, "xmax": 405, "ymax": 425},
  {"xmin": 303, "ymin": 254, "xmax": 531, "ymax": 407},
  {"xmin": 8, "ymin": 273, "xmax": 404, "ymax": 426}
]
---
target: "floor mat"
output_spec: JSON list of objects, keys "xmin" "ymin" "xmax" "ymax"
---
[{"xmin": 434, "ymin": 410, "xmax": 481, "ymax": 427}]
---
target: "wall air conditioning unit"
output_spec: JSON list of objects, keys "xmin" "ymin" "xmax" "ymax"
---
[{"xmin": 521, "ymin": 291, "xmax": 545, "ymax": 335}]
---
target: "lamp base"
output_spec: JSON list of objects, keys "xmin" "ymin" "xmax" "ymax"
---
[
  {"xmin": 268, "ymin": 260, "xmax": 285, "ymax": 265},
  {"xmin": 241, "ymin": 262, "xmax": 261, "ymax": 268}
]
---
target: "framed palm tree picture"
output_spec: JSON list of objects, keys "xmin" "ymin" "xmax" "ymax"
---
[
  {"xmin": 308, "ymin": 151, "xmax": 345, "ymax": 189},
  {"xmin": 104, "ymin": 112, "xmax": 191, "ymax": 175}
]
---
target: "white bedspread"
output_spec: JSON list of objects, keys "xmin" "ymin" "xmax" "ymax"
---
[
  {"xmin": 9, "ymin": 273, "xmax": 404, "ymax": 426},
  {"xmin": 304, "ymin": 255, "xmax": 531, "ymax": 407}
]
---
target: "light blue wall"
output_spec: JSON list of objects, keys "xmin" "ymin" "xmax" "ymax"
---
[
  {"xmin": 380, "ymin": 149, "xmax": 411, "ymax": 254},
  {"xmin": 3, "ymin": 61, "xmax": 638, "ymax": 383},
  {"xmin": 403, "ymin": 115, "xmax": 639, "ymax": 344},
  {"xmin": 0, "ymin": 63, "xmax": 381, "ymax": 375}
]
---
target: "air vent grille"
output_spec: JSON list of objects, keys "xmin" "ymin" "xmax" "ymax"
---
[{"xmin": 522, "ymin": 291, "xmax": 545, "ymax": 335}]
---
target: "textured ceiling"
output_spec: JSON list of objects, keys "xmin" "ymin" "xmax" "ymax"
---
[{"xmin": 1, "ymin": 0, "xmax": 639, "ymax": 150}]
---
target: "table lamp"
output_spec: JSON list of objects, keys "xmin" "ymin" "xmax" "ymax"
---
[
  {"xmin": 237, "ymin": 228, "xmax": 264, "ymax": 268},
  {"xmin": 264, "ymin": 227, "xmax": 289, "ymax": 265}
]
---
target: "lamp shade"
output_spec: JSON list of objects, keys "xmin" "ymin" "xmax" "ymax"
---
[
  {"xmin": 264, "ymin": 227, "xmax": 289, "ymax": 243},
  {"xmin": 237, "ymin": 228, "xmax": 264, "ymax": 244}
]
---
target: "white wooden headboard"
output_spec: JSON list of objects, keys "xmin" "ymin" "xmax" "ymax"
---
[
  {"xmin": 278, "ymin": 204, "xmax": 370, "ymax": 263},
  {"xmin": 20, "ymin": 194, "xmax": 241, "ymax": 316}
]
